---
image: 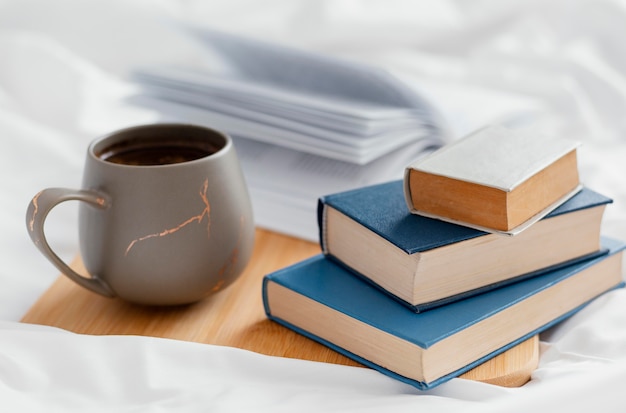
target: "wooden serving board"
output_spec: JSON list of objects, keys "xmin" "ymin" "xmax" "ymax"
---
[{"xmin": 21, "ymin": 228, "xmax": 538, "ymax": 387}]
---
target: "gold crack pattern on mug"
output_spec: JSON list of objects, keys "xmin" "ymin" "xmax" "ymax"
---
[
  {"xmin": 28, "ymin": 191, "xmax": 106, "ymax": 241},
  {"xmin": 28, "ymin": 191, "xmax": 42, "ymax": 234},
  {"xmin": 125, "ymin": 179, "xmax": 211, "ymax": 255}
]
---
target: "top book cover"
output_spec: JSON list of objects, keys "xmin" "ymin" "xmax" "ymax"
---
[{"xmin": 404, "ymin": 125, "xmax": 582, "ymax": 235}]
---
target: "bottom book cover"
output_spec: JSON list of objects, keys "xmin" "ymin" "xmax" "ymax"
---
[{"xmin": 262, "ymin": 237, "xmax": 625, "ymax": 390}]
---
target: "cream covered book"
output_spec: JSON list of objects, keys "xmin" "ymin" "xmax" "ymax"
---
[{"xmin": 404, "ymin": 125, "xmax": 582, "ymax": 234}]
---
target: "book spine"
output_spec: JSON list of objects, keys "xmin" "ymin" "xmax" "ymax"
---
[
  {"xmin": 403, "ymin": 167, "xmax": 418, "ymax": 214},
  {"xmin": 317, "ymin": 197, "xmax": 329, "ymax": 254},
  {"xmin": 261, "ymin": 276, "xmax": 272, "ymax": 317}
]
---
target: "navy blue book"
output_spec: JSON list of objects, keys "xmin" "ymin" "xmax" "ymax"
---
[
  {"xmin": 263, "ymin": 238, "xmax": 625, "ymax": 390},
  {"xmin": 318, "ymin": 180, "xmax": 612, "ymax": 312}
]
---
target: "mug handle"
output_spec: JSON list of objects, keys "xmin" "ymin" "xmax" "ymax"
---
[{"xmin": 26, "ymin": 188, "xmax": 115, "ymax": 297}]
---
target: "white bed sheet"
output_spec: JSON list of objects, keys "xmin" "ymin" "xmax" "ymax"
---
[{"xmin": 2, "ymin": 0, "xmax": 626, "ymax": 410}]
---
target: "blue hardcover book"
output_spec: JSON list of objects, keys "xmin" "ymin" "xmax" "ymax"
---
[
  {"xmin": 263, "ymin": 238, "xmax": 625, "ymax": 390},
  {"xmin": 318, "ymin": 180, "xmax": 612, "ymax": 311}
]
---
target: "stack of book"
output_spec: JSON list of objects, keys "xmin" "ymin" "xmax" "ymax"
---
[{"xmin": 262, "ymin": 126, "xmax": 625, "ymax": 390}]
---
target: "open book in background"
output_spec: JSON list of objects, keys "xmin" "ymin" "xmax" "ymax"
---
[
  {"xmin": 132, "ymin": 27, "xmax": 446, "ymax": 164},
  {"xmin": 129, "ymin": 27, "xmax": 543, "ymax": 241}
]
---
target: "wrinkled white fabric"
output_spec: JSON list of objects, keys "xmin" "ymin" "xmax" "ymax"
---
[
  {"xmin": 1, "ymin": 0, "xmax": 626, "ymax": 410},
  {"xmin": 5, "ymin": 290, "xmax": 626, "ymax": 412}
]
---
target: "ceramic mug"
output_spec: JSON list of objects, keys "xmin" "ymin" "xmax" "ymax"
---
[{"xmin": 26, "ymin": 123, "xmax": 255, "ymax": 305}]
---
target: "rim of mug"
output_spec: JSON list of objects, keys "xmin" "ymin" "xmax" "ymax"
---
[{"xmin": 88, "ymin": 123, "xmax": 232, "ymax": 168}]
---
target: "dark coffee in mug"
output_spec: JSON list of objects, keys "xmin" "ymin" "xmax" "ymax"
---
[{"xmin": 97, "ymin": 137, "xmax": 219, "ymax": 166}]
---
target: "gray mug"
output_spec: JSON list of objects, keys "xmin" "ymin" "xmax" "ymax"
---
[{"xmin": 26, "ymin": 123, "xmax": 255, "ymax": 305}]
